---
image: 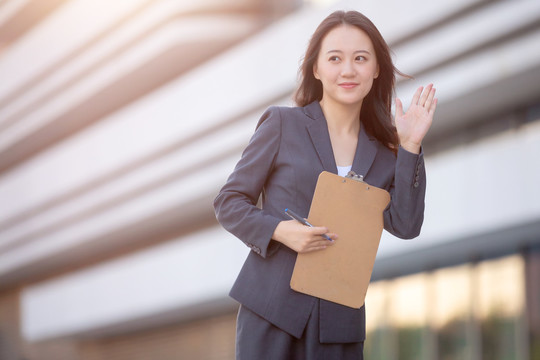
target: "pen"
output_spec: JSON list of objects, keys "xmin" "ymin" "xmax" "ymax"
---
[{"xmin": 284, "ymin": 208, "xmax": 333, "ymax": 241}]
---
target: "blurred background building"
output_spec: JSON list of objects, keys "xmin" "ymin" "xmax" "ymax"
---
[{"xmin": 0, "ymin": 0, "xmax": 539, "ymax": 359}]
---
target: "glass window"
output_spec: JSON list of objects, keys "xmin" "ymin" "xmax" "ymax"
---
[
  {"xmin": 477, "ymin": 255, "xmax": 526, "ymax": 360},
  {"xmin": 365, "ymin": 280, "xmax": 397, "ymax": 360},
  {"xmin": 390, "ymin": 273, "xmax": 429, "ymax": 360},
  {"xmin": 365, "ymin": 254, "xmax": 527, "ymax": 360},
  {"xmin": 432, "ymin": 264, "xmax": 473, "ymax": 360}
]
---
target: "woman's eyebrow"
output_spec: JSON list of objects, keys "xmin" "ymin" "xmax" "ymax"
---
[{"xmin": 326, "ymin": 49, "xmax": 371, "ymax": 55}]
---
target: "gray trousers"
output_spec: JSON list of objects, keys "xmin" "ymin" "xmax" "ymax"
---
[{"xmin": 236, "ymin": 302, "xmax": 364, "ymax": 360}]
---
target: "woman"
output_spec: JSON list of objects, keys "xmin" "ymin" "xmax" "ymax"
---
[{"xmin": 214, "ymin": 10, "xmax": 437, "ymax": 359}]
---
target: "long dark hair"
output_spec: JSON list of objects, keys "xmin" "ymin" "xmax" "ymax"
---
[{"xmin": 294, "ymin": 10, "xmax": 406, "ymax": 152}]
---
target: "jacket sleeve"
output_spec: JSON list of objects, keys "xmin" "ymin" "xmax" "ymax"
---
[
  {"xmin": 213, "ymin": 107, "xmax": 283, "ymax": 258},
  {"xmin": 383, "ymin": 146, "xmax": 426, "ymax": 239}
]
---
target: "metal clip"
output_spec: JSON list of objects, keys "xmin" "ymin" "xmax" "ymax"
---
[{"xmin": 345, "ymin": 170, "xmax": 364, "ymax": 182}]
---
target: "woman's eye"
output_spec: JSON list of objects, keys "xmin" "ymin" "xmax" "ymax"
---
[
  {"xmin": 356, "ymin": 56, "xmax": 366, "ymax": 61},
  {"xmin": 329, "ymin": 56, "xmax": 340, "ymax": 62}
]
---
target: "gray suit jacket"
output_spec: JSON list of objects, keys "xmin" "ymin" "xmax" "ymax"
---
[{"xmin": 214, "ymin": 101, "xmax": 426, "ymax": 343}]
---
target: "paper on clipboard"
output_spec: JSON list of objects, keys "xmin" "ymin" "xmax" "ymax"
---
[{"xmin": 290, "ymin": 171, "xmax": 390, "ymax": 308}]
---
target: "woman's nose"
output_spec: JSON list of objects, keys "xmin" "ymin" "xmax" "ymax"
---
[{"xmin": 340, "ymin": 61, "xmax": 355, "ymax": 77}]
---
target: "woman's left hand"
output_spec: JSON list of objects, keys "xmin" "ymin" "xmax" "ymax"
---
[{"xmin": 395, "ymin": 84, "xmax": 437, "ymax": 154}]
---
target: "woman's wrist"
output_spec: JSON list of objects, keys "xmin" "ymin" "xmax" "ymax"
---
[
  {"xmin": 399, "ymin": 141, "xmax": 421, "ymax": 154},
  {"xmin": 272, "ymin": 221, "xmax": 288, "ymax": 244}
]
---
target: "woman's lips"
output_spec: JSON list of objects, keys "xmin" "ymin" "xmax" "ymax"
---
[{"xmin": 338, "ymin": 82, "xmax": 358, "ymax": 89}]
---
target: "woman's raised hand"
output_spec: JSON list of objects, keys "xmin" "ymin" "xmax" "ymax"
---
[
  {"xmin": 272, "ymin": 220, "xmax": 337, "ymax": 253},
  {"xmin": 395, "ymin": 84, "xmax": 437, "ymax": 154}
]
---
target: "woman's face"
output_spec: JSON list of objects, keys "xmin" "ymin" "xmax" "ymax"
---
[{"xmin": 314, "ymin": 25, "xmax": 379, "ymax": 108}]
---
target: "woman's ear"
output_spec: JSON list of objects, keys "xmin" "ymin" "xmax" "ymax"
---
[
  {"xmin": 374, "ymin": 64, "xmax": 379, "ymax": 79},
  {"xmin": 313, "ymin": 63, "xmax": 320, "ymax": 80}
]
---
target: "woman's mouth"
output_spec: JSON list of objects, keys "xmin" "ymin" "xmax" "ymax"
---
[{"xmin": 338, "ymin": 82, "xmax": 358, "ymax": 89}]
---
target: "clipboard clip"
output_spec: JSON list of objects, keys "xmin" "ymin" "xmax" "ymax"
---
[{"xmin": 345, "ymin": 171, "xmax": 364, "ymax": 182}]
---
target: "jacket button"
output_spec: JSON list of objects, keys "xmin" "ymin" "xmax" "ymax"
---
[
  {"xmin": 253, "ymin": 246, "xmax": 261, "ymax": 254},
  {"xmin": 414, "ymin": 182, "xmax": 420, "ymax": 188}
]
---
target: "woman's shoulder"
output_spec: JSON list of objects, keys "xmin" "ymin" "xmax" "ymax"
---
[
  {"xmin": 263, "ymin": 103, "xmax": 307, "ymax": 116},
  {"xmin": 269, "ymin": 101, "xmax": 322, "ymax": 121},
  {"xmin": 256, "ymin": 103, "xmax": 311, "ymax": 128}
]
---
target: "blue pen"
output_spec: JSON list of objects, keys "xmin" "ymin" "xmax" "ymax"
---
[{"xmin": 284, "ymin": 208, "xmax": 333, "ymax": 241}]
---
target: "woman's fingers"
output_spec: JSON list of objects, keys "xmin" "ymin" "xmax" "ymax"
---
[
  {"xmin": 418, "ymin": 83, "xmax": 433, "ymax": 107},
  {"xmin": 273, "ymin": 220, "xmax": 337, "ymax": 253},
  {"xmin": 298, "ymin": 227, "xmax": 336, "ymax": 253},
  {"xmin": 424, "ymin": 86, "xmax": 436, "ymax": 110},
  {"xmin": 303, "ymin": 238, "xmax": 334, "ymax": 252},
  {"xmin": 411, "ymin": 86, "xmax": 423, "ymax": 105},
  {"xmin": 395, "ymin": 98, "xmax": 404, "ymax": 119},
  {"xmin": 310, "ymin": 227, "xmax": 337, "ymax": 241},
  {"xmin": 430, "ymin": 97, "xmax": 438, "ymax": 114}
]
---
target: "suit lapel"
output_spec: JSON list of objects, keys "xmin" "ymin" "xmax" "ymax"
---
[
  {"xmin": 305, "ymin": 102, "xmax": 337, "ymax": 173},
  {"xmin": 351, "ymin": 123, "xmax": 378, "ymax": 178},
  {"xmin": 304, "ymin": 101, "xmax": 379, "ymax": 176}
]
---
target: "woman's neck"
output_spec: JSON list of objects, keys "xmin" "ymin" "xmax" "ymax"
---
[
  {"xmin": 319, "ymin": 98, "xmax": 362, "ymax": 135},
  {"xmin": 319, "ymin": 98, "xmax": 362, "ymax": 167}
]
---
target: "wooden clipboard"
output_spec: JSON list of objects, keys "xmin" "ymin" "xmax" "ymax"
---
[{"xmin": 290, "ymin": 171, "xmax": 390, "ymax": 308}]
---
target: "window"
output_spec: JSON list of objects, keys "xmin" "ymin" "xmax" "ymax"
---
[{"xmin": 365, "ymin": 254, "xmax": 527, "ymax": 360}]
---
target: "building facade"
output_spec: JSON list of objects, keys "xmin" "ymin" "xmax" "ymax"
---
[{"xmin": 0, "ymin": 0, "xmax": 539, "ymax": 359}]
